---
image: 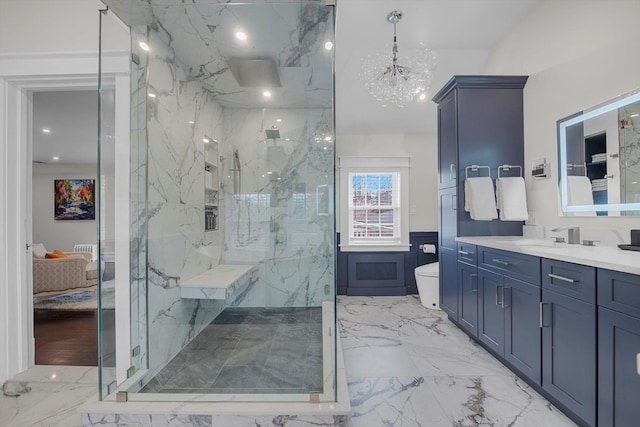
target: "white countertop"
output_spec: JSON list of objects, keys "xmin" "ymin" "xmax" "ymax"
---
[{"xmin": 456, "ymin": 236, "xmax": 640, "ymax": 275}]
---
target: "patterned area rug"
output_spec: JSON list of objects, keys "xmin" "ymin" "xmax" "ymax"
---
[{"xmin": 33, "ymin": 281, "xmax": 115, "ymax": 310}]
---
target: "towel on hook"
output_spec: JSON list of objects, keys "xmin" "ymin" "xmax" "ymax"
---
[
  {"xmin": 464, "ymin": 177, "xmax": 498, "ymax": 220},
  {"xmin": 496, "ymin": 177, "xmax": 528, "ymax": 221},
  {"xmin": 561, "ymin": 176, "xmax": 597, "ymax": 216}
]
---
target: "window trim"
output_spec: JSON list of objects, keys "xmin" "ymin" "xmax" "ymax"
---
[{"xmin": 338, "ymin": 156, "xmax": 410, "ymax": 252}]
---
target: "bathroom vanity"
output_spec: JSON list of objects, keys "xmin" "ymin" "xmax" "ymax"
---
[{"xmin": 451, "ymin": 236, "xmax": 640, "ymax": 427}]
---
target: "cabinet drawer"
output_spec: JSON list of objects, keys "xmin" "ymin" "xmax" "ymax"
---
[
  {"xmin": 598, "ymin": 269, "xmax": 640, "ymax": 318},
  {"xmin": 542, "ymin": 259, "xmax": 595, "ymax": 304},
  {"xmin": 478, "ymin": 247, "xmax": 540, "ymax": 284},
  {"xmin": 457, "ymin": 242, "xmax": 477, "ymax": 265}
]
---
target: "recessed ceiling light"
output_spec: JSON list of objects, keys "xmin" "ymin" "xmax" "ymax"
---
[
  {"xmin": 323, "ymin": 147, "xmax": 327, "ymax": 150},
  {"xmin": 631, "ymin": 113, "xmax": 639, "ymax": 118},
  {"xmin": 285, "ymin": 138, "xmax": 290, "ymax": 141},
  {"xmin": 139, "ymin": 41, "xmax": 150, "ymax": 51},
  {"xmin": 148, "ymin": 93, "xmax": 156, "ymax": 98},
  {"xmin": 52, "ymin": 156, "xmax": 60, "ymax": 161},
  {"xmin": 235, "ymin": 31, "xmax": 247, "ymax": 41},
  {"xmin": 203, "ymin": 138, "xmax": 210, "ymax": 143},
  {"xmin": 324, "ymin": 136, "xmax": 332, "ymax": 141},
  {"xmin": 324, "ymin": 41, "xmax": 333, "ymax": 50},
  {"xmin": 42, "ymin": 128, "xmax": 51, "ymax": 134},
  {"xmin": 276, "ymin": 119, "xmax": 282, "ymax": 122},
  {"xmin": 263, "ymin": 90, "xmax": 272, "ymax": 98},
  {"xmin": 418, "ymin": 93, "xmax": 427, "ymax": 101},
  {"xmin": 188, "ymin": 120, "xmax": 195, "ymax": 124}
]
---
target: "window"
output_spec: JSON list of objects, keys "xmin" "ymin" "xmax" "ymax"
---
[
  {"xmin": 338, "ymin": 157, "xmax": 410, "ymax": 252},
  {"xmin": 349, "ymin": 172, "xmax": 400, "ymax": 241}
]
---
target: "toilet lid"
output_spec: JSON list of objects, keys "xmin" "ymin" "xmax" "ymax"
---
[{"xmin": 416, "ymin": 262, "xmax": 439, "ymax": 277}]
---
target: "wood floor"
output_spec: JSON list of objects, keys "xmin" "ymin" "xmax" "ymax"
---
[{"xmin": 34, "ymin": 309, "xmax": 115, "ymax": 367}]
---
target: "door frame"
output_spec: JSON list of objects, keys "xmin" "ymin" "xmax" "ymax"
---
[{"xmin": 0, "ymin": 51, "xmax": 130, "ymax": 383}]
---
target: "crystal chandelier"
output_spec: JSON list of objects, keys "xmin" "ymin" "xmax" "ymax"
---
[{"xmin": 363, "ymin": 11, "xmax": 437, "ymax": 107}]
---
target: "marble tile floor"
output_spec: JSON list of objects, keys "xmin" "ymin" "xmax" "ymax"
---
[
  {"xmin": 340, "ymin": 295, "xmax": 577, "ymax": 427},
  {"xmin": 2, "ymin": 296, "xmax": 579, "ymax": 426},
  {"xmin": 140, "ymin": 306, "xmax": 324, "ymax": 394}
]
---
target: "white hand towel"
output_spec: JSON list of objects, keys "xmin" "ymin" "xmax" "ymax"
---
[
  {"xmin": 496, "ymin": 177, "xmax": 528, "ymax": 221},
  {"xmin": 562, "ymin": 176, "xmax": 597, "ymax": 216},
  {"xmin": 465, "ymin": 177, "xmax": 498, "ymax": 220}
]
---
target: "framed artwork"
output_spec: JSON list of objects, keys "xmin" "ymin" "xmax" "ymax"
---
[{"xmin": 54, "ymin": 179, "xmax": 95, "ymax": 220}]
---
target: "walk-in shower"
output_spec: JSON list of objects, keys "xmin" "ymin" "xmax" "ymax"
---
[{"xmin": 97, "ymin": 0, "xmax": 336, "ymax": 405}]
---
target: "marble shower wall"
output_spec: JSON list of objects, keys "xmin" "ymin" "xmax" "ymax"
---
[
  {"xmin": 222, "ymin": 108, "xmax": 334, "ymax": 308},
  {"xmin": 140, "ymin": 25, "xmax": 226, "ymax": 375},
  {"xmin": 620, "ymin": 104, "xmax": 640, "ymax": 203}
]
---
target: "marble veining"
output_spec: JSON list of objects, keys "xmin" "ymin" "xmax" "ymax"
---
[
  {"xmin": 3, "ymin": 297, "xmax": 581, "ymax": 426},
  {"xmin": 120, "ymin": 0, "xmax": 335, "ymax": 388},
  {"xmin": 340, "ymin": 296, "xmax": 577, "ymax": 427}
]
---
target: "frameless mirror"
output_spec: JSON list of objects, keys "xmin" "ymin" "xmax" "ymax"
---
[{"xmin": 557, "ymin": 89, "xmax": 640, "ymax": 216}]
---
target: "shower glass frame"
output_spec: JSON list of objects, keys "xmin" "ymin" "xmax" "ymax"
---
[{"xmin": 98, "ymin": 1, "xmax": 337, "ymax": 403}]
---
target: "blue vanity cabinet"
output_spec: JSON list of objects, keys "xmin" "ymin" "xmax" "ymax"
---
[
  {"xmin": 439, "ymin": 187, "xmax": 458, "ymax": 319},
  {"xmin": 457, "ymin": 243, "xmax": 478, "ymax": 336},
  {"xmin": 597, "ymin": 269, "xmax": 640, "ymax": 427},
  {"xmin": 476, "ymin": 246, "xmax": 542, "ymax": 384},
  {"xmin": 433, "ymin": 76, "xmax": 528, "ymax": 324},
  {"xmin": 437, "ymin": 87, "xmax": 457, "ymax": 190},
  {"xmin": 541, "ymin": 259, "xmax": 596, "ymax": 427}
]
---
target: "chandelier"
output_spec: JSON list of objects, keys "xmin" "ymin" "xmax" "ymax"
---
[{"xmin": 363, "ymin": 11, "xmax": 437, "ymax": 107}]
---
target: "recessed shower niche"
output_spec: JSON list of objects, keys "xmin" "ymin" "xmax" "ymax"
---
[{"xmin": 204, "ymin": 137, "xmax": 218, "ymax": 231}]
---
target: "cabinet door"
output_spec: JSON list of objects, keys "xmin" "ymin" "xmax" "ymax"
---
[
  {"xmin": 598, "ymin": 307, "xmax": 640, "ymax": 427},
  {"xmin": 437, "ymin": 92, "xmax": 457, "ymax": 189},
  {"xmin": 542, "ymin": 289, "xmax": 596, "ymax": 426},
  {"xmin": 440, "ymin": 251, "xmax": 458, "ymax": 320},
  {"xmin": 458, "ymin": 261, "xmax": 478, "ymax": 337},
  {"xmin": 504, "ymin": 276, "xmax": 541, "ymax": 385},
  {"xmin": 478, "ymin": 268, "xmax": 505, "ymax": 355}
]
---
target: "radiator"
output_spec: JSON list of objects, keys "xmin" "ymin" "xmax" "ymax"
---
[{"xmin": 73, "ymin": 244, "xmax": 98, "ymax": 262}]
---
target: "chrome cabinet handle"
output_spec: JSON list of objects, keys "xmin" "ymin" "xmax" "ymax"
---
[
  {"xmin": 637, "ymin": 353, "xmax": 640, "ymax": 376},
  {"xmin": 539, "ymin": 302, "xmax": 551, "ymax": 327},
  {"xmin": 450, "ymin": 163, "xmax": 455, "ymax": 180},
  {"xmin": 452, "ymin": 194, "xmax": 456, "ymax": 210},
  {"xmin": 548, "ymin": 273, "xmax": 579, "ymax": 283},
  {"xmin": 501, "ymin": 287, "xmax": 509, "ymax": 308},
  {"xmin": 470, "ymin": 274, "xmax": 478, "ymax": 292},
  {"xmin": 496, "ymin": 285, "xmax": 503, "ymax": 306},
  {"xmin": 492, "ymin": 258, "xmax": 511, "ymax": 266},
  {"xmin": 458, "ymin": 250, "xmax": 470, "ymax": 255}
]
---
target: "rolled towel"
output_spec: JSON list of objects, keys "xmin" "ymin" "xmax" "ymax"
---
[
  {"xmin": 496, "ymin": 177, "xmax": 528, "ymax": 221},
  {"xmin": 464, "ymin": 177, "xmax": 498, "ymax": 220}
]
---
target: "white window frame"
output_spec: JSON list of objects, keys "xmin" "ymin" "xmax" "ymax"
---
[{"xmin": 338, "ymin": 156, "xmax": 410, "ymax": 252}]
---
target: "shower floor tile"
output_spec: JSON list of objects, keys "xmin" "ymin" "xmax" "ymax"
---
[{"xmin": 140, "ymin": 307, "xmax": 324, "ymax": 394}]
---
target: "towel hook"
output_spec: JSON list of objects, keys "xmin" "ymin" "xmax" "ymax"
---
[
  {"xmin": 497, "ymin": 164, "xmax": 522, "ymax": 178},
  {"xmin": 465, "ymin": 165, "xmax": 491, "ymax": 179}
]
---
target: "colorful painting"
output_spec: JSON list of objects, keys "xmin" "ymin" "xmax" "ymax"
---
[{"xmin": 54, "ymin": 179, "xmax": 95, "ymax": 220}]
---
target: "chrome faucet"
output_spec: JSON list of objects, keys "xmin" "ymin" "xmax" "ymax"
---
[{"xmin": 551, "ymin": 227, "xmax": 580, "ymax": 244}]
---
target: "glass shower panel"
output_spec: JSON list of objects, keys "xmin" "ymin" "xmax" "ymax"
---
[
  {"xmin": 97, "ymin": 7, "xmax": 119, "ymax": 399},
  {"xmin": 99, "ymin": 0, "xmax": 335, "ymax": 403}
]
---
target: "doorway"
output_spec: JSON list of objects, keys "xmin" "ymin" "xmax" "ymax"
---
[
  {"xmin": 0, "ymin": 51, "xmax": 130, "ymax": 384},
  {"xmin": 31, "ymin": 90, "xmax": 101, "ymax": 366}
]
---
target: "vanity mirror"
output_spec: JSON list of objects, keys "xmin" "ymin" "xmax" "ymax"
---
[{"xmin": 557, "ymin": 89, "xmax": 640, "ymax": 216}]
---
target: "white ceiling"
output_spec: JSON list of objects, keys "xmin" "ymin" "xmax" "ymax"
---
[{"xmin": 33, "ymin": 0, "xmax": 542, "ymax": 164}]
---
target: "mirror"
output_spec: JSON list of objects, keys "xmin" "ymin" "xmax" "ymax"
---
[{"xmin": 557, "ymin": 89, "xmax": 640, "ymax": 216}]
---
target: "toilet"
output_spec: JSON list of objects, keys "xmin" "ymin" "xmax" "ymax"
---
[{"xmin": 415, "ymin": 262, "xmax": 440, "ymax": 310}]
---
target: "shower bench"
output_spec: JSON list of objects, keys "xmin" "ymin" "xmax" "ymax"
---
[{"xmin": 179, "ymin": 264, "xmax": 257, "ymax": 303}]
